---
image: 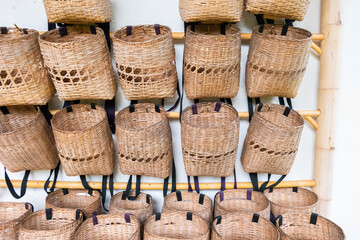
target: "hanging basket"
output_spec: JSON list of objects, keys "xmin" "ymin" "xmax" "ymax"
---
[
  {"xmin": 113, "ymin": 25, "xmax": 177, "ymax": 100},
  {"xmin": 52, "ymin": 104, "xmax": 115, "ymax": 176},
  {"xmin": 246, "ymin": 25, "xmax": 312, "ymax": 98},
  {"xmin": 0, "ymin": 27, "xmax": 55, "ymax": 106},
  {"xmin": 241, "ymin": 103, "xmax": 304, "ymax": 175},
  {"xmin": 184, "ymin": 25, "xmax": 241, "ymax": 99},
  {"xmin": 0, "ymin": 106, "xmax": 59, "ymax": 173},
  {"xmin": 181, "ymin": 102, "xmax": 240, "ymax": 177},
  {"xmin": 39, "ymin": 26, "xmax": 117, "ymax": 101}
]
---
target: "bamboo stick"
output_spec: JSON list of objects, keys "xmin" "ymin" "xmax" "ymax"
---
[
  {"xmin": 304, "ymin": 116, "xmax": 319, "ymax": 130},
  {"xmin": 311, "ymin": 42, "xmax": 323, "ymax": 55}
]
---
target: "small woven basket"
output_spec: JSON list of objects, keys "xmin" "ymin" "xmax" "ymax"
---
[
  {"xmin": 0, "ymin": 202, "xmax": 33, "ymax": 240},
  {"xmin": 241, "ymin": 103, "xmax": 304, "ymax": 175},
  {"xmin": 246, "ymin": 25, "xmax": 312, "ymax": 98},
  {"xmin": 113, "ymin": 25, "xmax": 177, "ymax": 100},
  {"xmin": 181, "ymin": 102, "xmax": 240, "ymax": 177},
  {"xmin": 116, "ymin": 103, "xmax": 173, "ymax": 179},
  {"xmin": 179, "ymin": 0, "xmax": 244, "ymax": 23},
  {"xmin": 39, "ymin": 26, "xmax": 117, "ymax": 101},
  {"xmin": 0, "ymin": 106, "xmax": 59, "ymax": 173},
  {"xmin": 184, "ymin": 25, "xmax": 241, "ymax": 99},
  {"xmin": 43, "ymin": 0, "xmax": 112, "ymax": 24},
  {"xmin": 144, "ymin": 212, "xmax": 210, "ymax": 240},
  {"xmin": 45, "ymin": 189, "xmax": 101, "ymax": 219},
  {"xmin": 212, "ymin": 212, "xmax": 279, "ymax": 240},
  {"xmin": 0, "ymin": 27, "xmax": 55, "ymax": 106},
  {"xmin": 52, "ymin": 104, "xmax": 115, "ymax": 176}
]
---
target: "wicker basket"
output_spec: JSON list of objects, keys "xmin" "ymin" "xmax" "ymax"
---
[
  {"xmin": 241, "ymin": 103, "xmax": 304, "ymax": 175},
  {"xmin": 39, "ymin": 26, "xmax": 117, "ymax": 101},
  {"xmin": 18, "ymin": 208, "xmax": 83, "ymax": 240},
  {"xmin": 179, "ymin": 0, "xmax": 244, "ymax": 23},
  {"xmin": 0, "ymin": 27, "xmax": 54, "ymax": 106},
  {"xmin": 246, "ymin": 25, "xmax": 312, "ymax": 98},
  {"xmin": 113, "ymin": 25, "xmax": 177, "ymax": 100},
  {"xmin": 45, "ymin": 189, "xmax": 101, "ymax": 219},
  {"xmin": 116, "ymin": 103, "xmax": 173, "ymax": 178},
  {"xmin": 52, "ymin": 104, "xmax": 115, "ymax": 176},
  {"xmin": 0, "ymin": 202, "xmax": 33, "ymax": 240},
  {"xmin": 181, "ymin": 102, "xmax": 240, "ymax": 177},
  {"xmin": 212, "ymin": 212, "xmax": 279, "ymax": 240},
  {"xmin": 0, "ymin": 106, "xmax": 59, "ymax": 173},
  {"xmin": 43, "ymin": 0, "xmax": 112, "ymax": 24},
  {"xmin": 144, "ymin": 212, "xmax": 210, "ymax": 240},
  {"xmin": 184, "ymin": 25, "xmax": 241, "ymax": 99}
]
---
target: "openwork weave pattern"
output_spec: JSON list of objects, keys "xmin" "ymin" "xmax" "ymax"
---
[
  {"xmin": 184, "ymin": 25, "xmax": 241, "ymax": 99},
  {"xmin": 0, "ymin": 28, "xmax": 54, "ymax": 106},
  {"xmin": 113, "ymin": 25, "xmax": 177, "ymax": 100},
  {"xmin": 246, "ymin": 25, "xmax": 312, "ymax": 98}
]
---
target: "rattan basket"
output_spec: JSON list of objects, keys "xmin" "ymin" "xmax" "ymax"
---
[
  {"xmin": 246, "ymin": 25, "xmax": 312, "ymax": 98},
  {"xmin": 39, "ymin": 26, "xmax": 117, "ymax": 101},
  {"xmin": 184, "ymin": 25, "xmax": 241, "ymax": 99},
  {"xmin": 116, "ymin": 103, "xmax": 173, "ymax": 178},
  {"xmin": 0, "ymin": 106, "xmax": 59, "ymax": 173},
  {"xmin": 241, "ymin": 103, "xmax": 304, "ymax": 175},
  {"xmin": 113, "ymin": 25, "xmax": 177, "ymax": 100},
  {"xmin": 52, "ymin": 104, "xmax": 115, "ymax": 176},
  {"xmin": 181, "ymin": 102, "xmax": 240, "ymax": 177}
]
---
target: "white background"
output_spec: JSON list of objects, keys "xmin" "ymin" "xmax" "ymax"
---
[{"xmin": 0, "ymin": 0, "xmax": 359, "ymax": 238}]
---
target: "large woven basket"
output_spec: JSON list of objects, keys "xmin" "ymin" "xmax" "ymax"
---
[
  {"xmin": 52, "ymin": 104, "xmax": 115, "ymax": 176},
  {"xmin": 212, "ymin": 212, "xmax": 279, "ymax": 240},
  {"xmin": 0, "ymin": 106, "xmax": 59, "ymax": 173},
  {"xmin": 241, "ymin": 103, "xmax": 304, "ymax": 175},
  {"xmin": 116, "ymin": 103, "xmax": 173, "ymax": 178},
  {"xmin": 39, "ymin": 26, "xmax": 117, "ymax": 101},
  {"xmin": 179, "ymin": 0, "xmax": 244, "ymax": 23},
  {"xmin": 181, "ymin": 102, "xmax": 240, "ymax": 177},
  {"xmin": 45, "ymin": 189, "xmax": 101, "ymax": 219},
  {"xmin": 144, "ymin": 212, "xmax": 210, "ymax": 240},
  {"xmin": 246, "ymin": 25, "xmax": 312, "ymax": 98},
  {"xmin": 0, "ymin": 27, "xmax": 54, "ymax": 106},
  {"xmin": 113, "ymin": 25, "xmax": 177, "ymax": 100},
  {"xmin": 0, "ymin": 202, "xmax": 33, "ymax": 240},
  {"xmin": 184, "ymin": 25, "xmax": 241, "ymax": 99}
]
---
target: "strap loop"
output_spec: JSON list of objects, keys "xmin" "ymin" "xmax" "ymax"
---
[
  {"xmin": 92, "ymin": 211, "xmax": 98, "ymax": 225},
  {"xmin": 155, "ymin": 213, "xmax": 161, "ymax": 221},
  {"xmin": 4, "ymin": 168, "xmax": 30, "ymax": 199},
  {"xmin": 310, "ymin": 213, "xmax": 318, "ymax": 225},
  {"xmin": 126, "ymin": 26, "xmax": 132, "ymax": 36},
  {"xmin": 46, "ymin": 208, "xmax": 53, "ymax": 220},
  {"xmin": 176, "ymin": 191, "xmax": 182, "ymax": 201},
  {"xmin": 192, "ymin": 104, "xmax": 197, "ymax": 114},
  {"xmin": 0, "ymin": 106, "xmax": 9, "ymax": 115},
  {"xmin": 214, "ymin": 101, "xmax": 222, "ymax": 112},
  {"xmin": 59, "ymin": 26, "xmax": 68, "ymax": 37},
  {"xmin": 186, "ymin": 212, "xmax": 192, "ymax": 221},
  {"xmin": 25, "ymin": 202, "xmax": 34, "ymax": 212},
  {"xmin": 125, "ymin": 213, "xmax": 131, "ymax": 223},
  {"xmin": 1, "ymin": 27, "xmax": 8, "ymax": 34},
  {"xmin": 154, "ymin": 24, "xmax": 161, "ymax": 35},
  {"xmin": 252, "ymin": 213, "xmax": 260, "ymax": 223},
  {"xmin": 62, "ymin": 188, "xmax": 69, "ymax": 195}
]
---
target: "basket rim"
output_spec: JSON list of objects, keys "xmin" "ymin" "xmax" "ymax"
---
[
  {"xmin": 0, "ymin": 202, "xmax": 32, "ymax": 229},
  {"xmin": 253, "ymin": 24, "xmax": 312, "ymax": 42},
  {"xmin": 39, "ymin": 27, "xmax": 104, "ymax": 45},
  {"xmin": 46, "ymin": 189, "xmax": 101, "ymax": 205},
  {"xmin": 186, "ymin": 25, "xmax": 241, "ymax": 38},
  {"xmin": 0, "ymin": 27, "xmax": 38, "ymax": 40},
  {"xmin": 110, "ymin": 191, "xmax": 153, "ymax": 210},
  {"xmin": 163, "ymin": 191, "xmax": 212, "ymax": 214}
]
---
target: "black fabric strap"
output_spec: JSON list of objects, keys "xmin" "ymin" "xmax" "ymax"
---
[
  {"xmin": 255, "ymin": 98, "xmax": 261, "ymax": 105},
  {"xmin": 80, "ymin": 175, "xmax": 94, "ymax": 190},
  {"xmin": 259, "ymin": 24, "xmax": 265, "ymax": 33},
  {"xmin": 266, "ymin": 19, "xmax": 274, "ymax": 24},
  {"xmin": 90, "ymin": 26, "xmax": 96, "ymax": 35},
  {"xmin": 199, "ymin": 193, "xmax": 204, "ymax": 204},
  {"xmin": 176, "ymin": 191, "xmax": 182, "ymax": 201},
  {"xmin": 154, "ymin": 24, "xmax": 161, "ymax": 35},
  {"xmin": 283, "ymin": 107, "xmax": 291, "ymax": 116},
  {"xmin": 122, "ymin": 175, "xmax": 141, "ymax": 201},
  {"xmin": 4, "ymin": 168, "xmax": 30, "ymax": 199},
  {"xmin": 0, "ymin": 106, "xmax": 9, "ymax": 115},
  {"xmin": 163, "ymin": 159, "xmax": 177, "ymax": 197},
  {"xmin": 129, "ymin": 104, "xmax": 135, "ymax": 113},
  {"xmin": 266, "ymin": 175, "xmax": 287, "ymax": 189},
  {"xmin": 220, "ymin": 23, "xmax": 226, "ymax": 35},
  {"xmin": 38, "ymin": 104, "xmax": 53, "ymax": 126},
  {"xmin": 166, "ymin": 81, "xmax": 181, "ymax": 111},
  {"xmin": 46, "ymin": 208, "xmax": 52, "ymax": 220},
  {"xmin": 126, "ymin": 26, "xmax": 132, "ymax": 36},
  {"xmin": 48, "ymin": 23, "xmax": 56, "ymax": 31},
  {"xmin": 194, "ymin": 99, "xmax": 200, "ymax": 104},
  {"xmin": 1, "ymin": 27, "xmax": 8, "ymax": 34},
  {"xmin": 251, "ymin": 174, "xmax": 287, "ymax": 192},
  {"xmin": 130, "ymin": 100, "xmax": 138, "ymax": 105},
  {"xmin": 179, "ymin": 22, "xmax": 190, "ymax": 121},
  {"xmin": 255, "ymin": 14, "xmax": 265, "ymax": 25},
  {"xmin": 146, "ymin": 194, "xmax": 151, "ymax": 204},
  {"xmin": 293, "ymin": 187, "xmax": 298, "ymax": 193},
  {"xmin": 105, "ymin": 97, "xmax": 116, "ymax": 133},
  {"xmin": 155, "ymin": 104, "xmax": 160, "ymax": 113},
  {"xmin": 62, "ymin": 188, "xmax": 69, "ymax": 195},
  {"xmin": 76, "ymin": 209, "xmax": 82, "ymax": 220},
  {"xmin": 155, "ymin": 213, "xmax": 161, "ymax": 221},
  {"xmin": 247, "ymin": 97, "xmax": 254, "ymax": 122},
  {"xmin": 249, "ymin": 173, "xmax": 259, "ymax": 192},
  {"xmin": 44, "ymin": 161, "xmax": 60, "ymax": 194},
  {"xmin": 286, "ymin": 98, "xmax": 293, "ymax": 109},
  {"xmin": 186, "ymin": 212, "xmax": 192, "ymax": 221},
  {"xmin": 310, "ymin": 213, "xmax": 318, "ymax": 225},
  {"xmin": 63, "ymin": 100, "xmax": 80, "ymax": 108},
  {"xmin": 257, "ymin": 103, "xmax": 263, "ymax": 112},
  {"xmin": 252, "ymin": 213, "xmax": 260, "ymax": 223},
  {"xmin": 216, "ymin": 216, "xmax": 222, "ymax": 225},
  {"xmin": 279, "ymin": 97, "xmax": 285, "ymax": 106},
  {"xmin": 277, "ymin": 215, "xmax": 283, "ymax": 226},
  {"xmin": 97, "ymin": 22, "xmax": 111, "ymax": 50},
  {"xmin": 102, "ymin": 175, "xmax": 108, "ymax": 211},
  {"xmin": 59, "ymin": 26, "xmax": 68, "ymax": 36},
  {"xmin": 187, "ymin": 176, "xmax": 200, "ymax": 193}
]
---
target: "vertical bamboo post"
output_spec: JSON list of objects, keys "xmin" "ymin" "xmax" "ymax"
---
[{"xmin": 313, "ymin": 0, "xmax": 343, "ymax": 215}]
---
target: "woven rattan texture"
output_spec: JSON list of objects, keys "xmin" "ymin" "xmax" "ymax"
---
[
  {"xmin": 184, "ymin": 25, "xmax": 241, "ymax": 99},
  {"xmin": 52, "ymin": 104, "xmax": 115, "ymax": 176},
  {"xmin": 241, "ymin": 104, "xmax": 304, "ymax": 175},
  {"xmin": 246, "ymin": 25, "xmax": 312, "ymax": 98},
  {"xmin": 113, "ymin": 25, "xmax": 177, "ymax": 100},
  {"xmin": 0, "ymin": 28, "xmax": 54, "ymax": 105}
]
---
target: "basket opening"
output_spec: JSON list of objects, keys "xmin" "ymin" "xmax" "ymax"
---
[
  {"xmin": 0, "ymin": 206, "xmax": 27, "ymax": 225},
  {"xmin": 165, "ymin": 192, "xmax": 211, "ymax": 212},
  {"xmin": 115, "ymin": 25, "xmax": 171, "ymax": 43},
  {"xmin": 47, "ymin": 195, "xmax": 98, "ymax": 210},
  {"xmin": 0, "ymin": 106, "xmax": 39, "ymax": 134},
  {"xmin": 257, "ymin": 25, "xmax": 312, "ymax": 41},
  {"xmin": 265, "ymin": 188, "xmax": 318, "ymax": 208},
  {"xmin": 257, "ymin": 104, "xmax": 304, "ymax": 128},
  {"xmin": 189, "ymin": 25, "xmax": 240, "ymax": 36},
  {"xmin": 40, "ymin": 27, "xmax": 101, "ymax": 44},
  {"xmin": 0, "ymin": 28, "xmax": 37, "ymax": 41},
  {"xmin": 22, "ymin": 213, "xmax": 76, "ymax": 231}
]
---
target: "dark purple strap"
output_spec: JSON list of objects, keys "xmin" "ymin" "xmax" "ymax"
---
[
  {"xmin": 220, "ymin": 177, "xmax": 226, "ymax": 191},
  {"xmin": 90, "ymin": 26, "xmax": 96, "ymax": 34},
  {"xmin": 192, "ymin": 104, "xmax": 197, "ymax": 114},
  {"xmin": 214, "ymin": 102, "xmax": 222, "ymax": 112},
  {"xmin": 219, "ymin": 191, "xmax": 224, "ymax": 202},
  {"xmin": 247, "ymin": 189, "xmax": 252, "ymax": 200},
  {"xmin": 92, "ymin": 212, "xmax": 98, "ymax": 225},
  {"xmin": 125, "ymin": 213, "xmax": 131, "ymax": 223},
  {"xmin": 187, "ymin": 176, "xmax": 192, "ymax": 192},
  {"xmin": 187, "ymin": 176, "xmax": 200, "ymax": 193},
  {"xmin": 105, "ymin": 98, "xmax": 116, "ymax": 133},
  {"xmin": 25, "ymin": 202, "xmax": 34, "ymax": 212},
  {"xmin": 154, "ymin": 24, "xmax": 161, "ymax": 35},
  {"xmin": 59, "ymin": 26, "xmax": 68, "ymax": 37},
  {"xmin": 1, "ymin": 27, "xmax": 7, "ymax": 34},
  {"xmin": 126, "ymin": 26, "xmax": 132, "ymax": 36}
]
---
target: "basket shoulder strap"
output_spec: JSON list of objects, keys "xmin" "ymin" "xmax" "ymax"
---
[
  {"xmin": 105, "ymin": 97, "xmax": 116, "ymax": 133},
  {"xmin": 4, "ymin": 168, "xmax": 30, "ymax": 199},
  {"xmin": 187, "ymin": 176, "xmax": 199, "ymax": 193},
  {"xmin": 44, "ymin": 162, "xmax": 60, "ymax": 194},
  {"xmin": 163, "ymin": 159, "xmax": 176, "ymax": 197}
]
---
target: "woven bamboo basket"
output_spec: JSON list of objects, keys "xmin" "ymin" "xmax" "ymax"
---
[
  {"xmin": 162, "ymin": 191, "xmax": 213, "ymax": 225},
  {"xmin": 276, "ymin": 213, "xmax": 345, "ymax": 240},
  {"xmin": 0, "ymin": 202, "xmax": 33, "ymax": 240},
  {"xmin": 116, "ymin": 103, "xmax": 173, "ymax": 178},
  {"xmin": 212, "ymin": 212, "xmax": 279, "ymax": 240},
  {"xmin": 0, "ymin": 27, "xmax": 54, "ymax": 106},
  {"xmin": 144, "ymin": 212, "xmax": 210, "ymax": 240},
  {"xmin": 52, "ymin": 104, "xmax": 115, "ymax": 176},
  {"xmin": 39, "ymin": 26, "xmax": 117, "ymax": 101},
  {"xmin": 18, "ymin": 208, "xmax": 84, "ymax": 240},
  {"xmin": 214, "ymin": 189, "xmax": 270, "ymax": 219},
  {"xmin": 113, "ymin": 25, "xmax": 177, "ymax": 100},
  {"xmin": 241, "ymin": 103, "xmax": 304, "ymax": 175},
  {"xmin": 245, "ymin": 0, "xmax": 310, "ymax": 21},
  {"xmin": 246, "ymin": 25, "xmax": 312, "ymax": 98},
  {"xmin": 179, "ymin": 0, "xmax": 244, "ymax": 23},
  {"xmin": 45, "ymin": 189, "xmax": 101, "ymax": 219},
  {"xmin": 263, "ymin": 187, "xmax": 319, "ymax": 218},
  {"xmin": 181, "ymin": 102, "xmax": 240, "ymax": 177},
  {"xmin": 0, "ymin": 106, "xmax": 59, "ymax": 173},
  {"xmin": 43, "ymin": 0, "xmax": 112, "ymax": 24},
  {"xmin": 184, "ymin": 25, "xmax": 241, "ymax": 99}
]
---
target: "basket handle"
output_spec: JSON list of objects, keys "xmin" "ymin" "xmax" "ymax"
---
[
  {"xmin": 1, "ymin": 27, "xmax": 7, "ymax": 34},
  {"xmin": 25, "ymin": 202, "xmax": 34, "ymax": 212},
  {"xmin": 249, "ymin": 173, "xmax": 287, "ymax": 193},
  {"xmin": 247, "ymin": 97, "xmax": 261, "ymax": 122},
  {"xmin": 4, "ymin": 167, "xmax": 30, "ymax": 199},
  {"xmin": 187, "ymin": 176, "xmax": 199, "ymax": 193},
  {"xmin": 92, "ymin": 211, "xmax": 98, "ymax": 225},
  {"xmin": 122, "ymin": 175, "xmax": 141, "ymax": 201},
  {"xmin": 0, "ymin": 106, "xmax": 9, "ymax": 115},
  {"xmin": 44, "ymin": 161, "xmax": 60, "ymax": 194},
  {"xmin": 163, "ymin": 159, "xmax": 176, "ymax": 197},
  {"xmin": 154, "ymin": 24, "xmax": 161, "ymax": 35},
  {"xmin": 252, "ymin": 213, "xmax": 260, "ymax": 223},
  {"xmin": 125, "ymin": 213, "xmax": 131, "ymax": 223},
  {"xmin": 281, "ymin": 19, "xmax": 295, "ymax": 36}
]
